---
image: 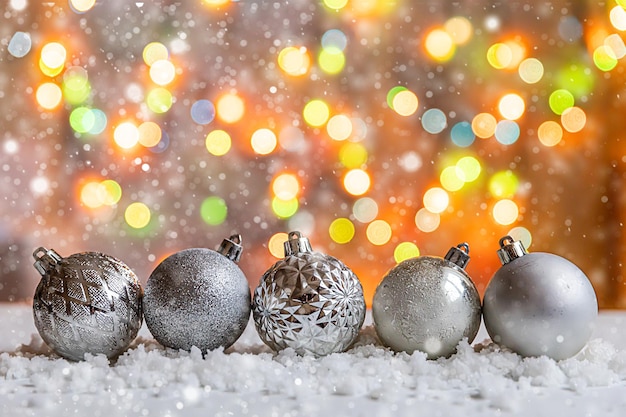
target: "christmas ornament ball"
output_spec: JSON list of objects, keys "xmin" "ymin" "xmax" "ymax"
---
[
  {"xmin": 32, "ymin": 247, "xmax": 143, "ymax": 362},
  {"xmin": 252, "ymin": 231, "xmax": 366, "ymax": 356},
  {"xmin": 143, "ymin": 235, "xmax": 251, "ymax": 352},
  {"xmin": 372, "ymin": 243, "xmax": 482, "ymax": 359},
  {"xmin": 483, "ymin": 236, "xmax": 598, "ymax": 360}
]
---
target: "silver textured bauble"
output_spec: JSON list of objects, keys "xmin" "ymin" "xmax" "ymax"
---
[
  {"xmin": 32, "ymin": 247, "xmax": 143, "ymax": 362},
  {"xmin": 372, "ymin": 243, "xmax": 481, "ymax": 359},
  {"xmin": 143, "ymin": 235, "xmax": 251, "ymax": 352},
  {"xmin": 483, "ymin": 236, "xmax": 598, "ymax": 360},
  {"xmin": 252, "ymin": 231, "xmax": 366, "ymax": 356}
]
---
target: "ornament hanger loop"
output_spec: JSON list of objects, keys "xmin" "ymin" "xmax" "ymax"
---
[
  {"xmin": 32, "ymin": 247, "xmax": 62, "ymax": 276},
  {"xmin": 444, "ymin": 242, "xmax": 471, "ymax": 269},
  {"xmin": 284, "ymin": 231, "xmax": 313, "ymax": 256},
  {"xmin": 218, "ymin": 234, "xmax": 244, "ymax": 263},
  {"xmin": 496, "ymin": 235, "xmax": 528, "ymax": 265}
]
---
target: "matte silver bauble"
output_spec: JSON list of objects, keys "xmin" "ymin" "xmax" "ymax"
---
[
  {"xmin": 252, "ymin": 231, "xmax": 366, "ymax": 356},
  {"xmin": 483, "ymin": 236, "xmax": 598, "ymax": 360},
  {"xmin": 32, "ymin": 247, "xmax": 143, "ymax": 362},
  {"xmin": 143, "ymin": 235, "xmax": 251, "ymax": 352},
  {"xmin": 372, "ymin": 243, "xmax": 481, "ymax": 359}
]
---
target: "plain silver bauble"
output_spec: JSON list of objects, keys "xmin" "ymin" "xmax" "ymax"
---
[
  {"xmin": 483, "ymin": 236, "xmax": 598, "ymax": 360},
  {"xmin": 252, "ymin": 231, "xmax": 366, "ymax": 356},
  {"xmin": 32, "ymin": 247, "xmax": 143, "ymax": 361},
  {"xmin": 143, "ymin": 235, "xmax": 251, "ymax": 352},
  {"xmin": 372, "ymin": 243, "xmax": 482, "ymax": 359}
]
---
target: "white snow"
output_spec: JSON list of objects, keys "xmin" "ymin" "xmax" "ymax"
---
[{"xmin": 1, "ymin": 303, "xmax": 626, "ymax": 416}]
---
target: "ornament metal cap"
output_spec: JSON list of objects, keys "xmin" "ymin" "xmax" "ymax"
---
[
  {"xmin": 496, "ymin": 235, "xmax": 528, "ymax": 265},
  {"xmin": 284, "ymin": 231, "xmax": 313, "ymax": 256},
  {"xmin": 217, "ymin": 234, "xmax": 244, "ymax": 263},
  {"xmin": 444, "ymin": 242, "xmax": 471, "ymax": 269},
  {"xmin": 32, "ymin": 247, "xmax": 62, "ymax": 276}
]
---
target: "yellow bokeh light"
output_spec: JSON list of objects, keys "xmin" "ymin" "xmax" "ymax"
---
[
  {"xmin": 492, "ymin": 199, "xmax": 519, "ymax": 226},
  {"xmin": 277, "ymin": 46, "xmax": 311, "ymax": 76},
  {"xmin": 561, "ymin": 106, "xmax": 586, "ymax": 133},
  {"xmin": 69, "ymin": 0, "xmax": 96, "ymax": 13},
  {"xmin": 424, "ymin": 28, "xmax": 456, "ymax": 61},
  {"xmin": 205, "ymin": 129, "xmax": 232, "ymax": 156},
  {"xmin": 272, "ymin": 173, "xmax": 300, "ymax": 200},
  {"xmin": 327, "ymin": 114, "xmax": 353, "ymax": 141},
  {"xmin": 271, "ymin": 197, "xmax": 299, "ymax": 219},
  {"xmin": 518, "ymin": 58, "xmax": 544, "ymax": 84},
  {"xmin": 149, "ymin": 59, "xmax": 176, "ymax": 86},
  {"xmin": 456, "ymin": 156, "xmax": 481, "ymax": 182},
  {"xmin": 498, "ymin": 93, "xmax": 525, "ymax": 120},
  {"xmin": 100, "ymin": 179, "xmax": 122, "ymax": 206},
  {"xmin": 318, "ymin": 47, "xmax": 346, "ymax": 74},
  {"xmin": 303, "ymin": 99, "xmax": 330, "ymax": 127},
  {"xmin": 339, "ymin": 142, "xmax": 368, "ymax": 168},
  {"xmin": 323, "ymin": 0, "xmax": 348, "ymax": 10},
  {"xmin": 392, "ymin": 90, "xmax": 419, "ymax": 116},
  {"xmin": 138, "ymin": 121, "xmax": 162, "ymax": 148},
  {"xmin": 444, "ymin": 16, "xmax": 473, "ymax": 45},
  {"xmin": 394, "ymin": 242, "xmax": 420, "ymax": 263},
  {"xmin": 471, "ymin": 113, "xmax": 497, "ymax": 138},
  {"xmin": 41, "ymin": 42, "xmax": 67, "ymax": 70},
  {"xmin": 366, "ymin": 219, "xmax": 392, "ymax": 246},
  {"xmin": 440, "ymin": 166, "xmax": 465, "ymax": 192},
  {"xmin": 487, "ymin": 43, "xmax": 511, "ymax": 69},
  {"xmin": 415, "ymin": 207, "xmax": 440, "ymax": 232},
  {"xmin": 36, "ymin": 82, "xmax": 63, "ymax": 110},
  {"xmin": 251, "ymin": 128, "xmax": 277, "ymax": 155},
  {"xmin": 143, "ymin": 42, "xmax": 169, "ymax": 66},
  {"xmin": 343, "ymin": 168, "xmax": 371, "ymax": 196},
  {"xmin": 216, "ymin": 93, "xmax": 245, "ymax": 124},
  {"xmin": 114, "ymin": 122, "xmax": 140, "ymax": 149},
  {"xmin": 202, "ymin": 0, "xmax": 230, "ymax": 6},
  {"xmin": 125, "ymin": 202, "xmax": 151, "ymax": 229},
  {"xmin": 489, "ymin": 170, "xmax": 519, "ymax": 198},
  {"xmin": 268, "ymin": 232, "xmax": 289, "ymax": 258},
  {"xmin": 423, "ymin": 187, "xmax": 449, "ymax": 214},
  {"xmin": 538, "ymin": 120, "xmax": 563, "ymax": 147},
  {"xmin": 329, "ymin": 218, "xmax": 355, "ymax": 244}
]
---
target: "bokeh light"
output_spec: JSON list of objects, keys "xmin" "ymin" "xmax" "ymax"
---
[
  {"xmin": 205, "ymin": 130, "xmax": 232, "ymax": 156},
  {"xmin": 444, "ymin": 16, "xmax": 473, "ymax": 45},
  {"xmin": 549, "ymin": 89, "xmax": 575, "ymax": 115},
  {"xmin": 421, "ymin": 108, "xmax": 447, "ymax": 134},
  {"xmin": 327, "ymin": 114, "xmax": 353, "ymax": 141},
  {"xmin": 191, "ymin": 99, "xmax": 216, "ymax": 125},
  {"xmin": 272, "ymin": 173, "xmax": 300, "ymax": 200},
  {"xmin": 343, "ymin": 169, "xmax": 371, "ymax": 196},
  {"xmin": 69, "ymin": 0, "xmax": 96, "ymax": 13},
  {"xmin": 498, "ymin": 93, "xmax": 525, "ymax": 120},
  {"xmin": 303, "ymin": 99, "xmax": 331, "ymax": 127},
  {"xmin": 518, "ymin": 58, "xmax": 544, "ymax": 84},
  {"xmin": 146, "ymin": 87, "xmax": 173, "ymax": 113},
  {"xmin": 424, "ymin": 28, "xmax": 456, "ymax": 61},
  {"xmin": 69, "ymin": 107, "xmax": 95, "ymax": 134},
  {"xmin": 366, "ymin": 219, "xmax": 392, "ymax": 246},
  {"xmin": 489, "ymin": 170, "xmax": 519, "ymax": 198},
  {"xmin": 125, "ymin": 202, "xmax": 151, "ymax": 229},
  {"xmin": 440, "ymin": 166, "xmax": 465, "ymax": 191},
  {"xmin": 392, "ymin": 90, "xmax": 419, "ymax": 116},
  {"xmin": 610, "ymin": 5, "xmax": 626, "ymax": 31},
  {"xmin": 251, "ymin": 128, "xmax": 277, "ymax": 155},
  {"xmin": 200, "ymin": 196, "xmax": 228, "ymax": 225},
  {"xmin": 150, "ymin": 59, "xmax": 176, "ymax": 86},
  {"xmin": 394, "ymin": 241, "xmax": 420, "ymax": 263},
  {"xmin": 415, "ymin": 208, "xmax": 440, "ymax": 232},
  {"xmin": 40, "ymin": 42, "xmax": 66, "ymax": 71},
  {"xmin": 450, "ymin": 121, "xmax": 475, "ymax": 147},
  {"xmin": 508, "ymin": 226, "xmax": 532, "ymax": 249},
  {"xmin": 471, "ymin": 113, "xmax": 497, "ymax": 138},
  {"xmin": 423, "ymin": 187, "xmax": 449, "ymax": 214},
  {"xmin": 36, "ymin": 83, "xmax": 63, "ymax": 110},
  {"xmin": 138, "ymin": 121, "xmax": 162, "ymax": 148},
  {"xmin": 318, "ymin": 47, "xmax": 346, "ymax": 74},
  {"xmin": 538, "ymin": 120, "xmax": 563, "ymax": 147},
  {"xmin": 278, "ymin": 46, "xmax": 311, "ymax": 76},
  {"xmin": 143, "ymin": 42, "xmax": 169, "ymax": 66},
  {"xmin": 456, "ymin": 156, "xmax": 482, "ymax": 182},
  {"xmin": 494, "ymin": 120, "xmax": 520, "ymax": 145},
  {"xmin": 353, "ymin": 197, "xmax": 379, "ymax": 223},
  {"xmin": 329, "ymin": 218, "xmax": 355, "ymax": 244},
  {"xmin": 216, "ymin": 93, "xmax": 245, "ymax": 123},
  {"xmin": 272, "ymin": 197, "xmax": 299, "ymax": 219},
  {"xmin": 114, "ymin": 122, "xmax": 140, "ymax": 149},
  {"xmin": 268, "ymin": 232, "xmax": 289, "ymax": 258},
  {"xmin": 492, "ymin": 199, "xmax": 519, "ymax": 226},
  {"xmin": 561, "ymin": 106, "xmax": 587, "ymax": 133},
  {"xmin": 593, "ymin": 45, "xmax": 618, "ymax": 72}
]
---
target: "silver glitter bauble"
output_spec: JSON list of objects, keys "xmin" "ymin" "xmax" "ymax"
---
[
  {"xmin": 32, "ymin": 247, "xmax": 143, "ymax": 362},
  {"xmin": 372, "ymin": 243, "xmax": 481, "ymax": 359},
  {"xmin": 143, "ymin": 234, "xmax": 251, "ymax": 352},
  {"xmin": 252, "ymin": 231, "xmax": 366, "ymax": 356},
  {"xmin": 483, "ymin": 236, "xmax": 598, "ymax": 360}
]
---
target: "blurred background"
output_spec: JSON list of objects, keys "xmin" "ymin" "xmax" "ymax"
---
[{"xmin": 1, "ymin": 0, "xmax": 625, "ymax": 307}]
